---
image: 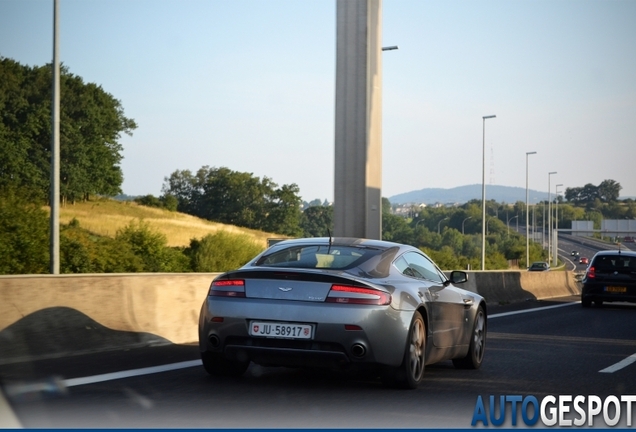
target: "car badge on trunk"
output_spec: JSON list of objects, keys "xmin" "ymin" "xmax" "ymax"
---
[{"xmin": 279, "ymin": 287, "xmax": 292, "ymax": 292}]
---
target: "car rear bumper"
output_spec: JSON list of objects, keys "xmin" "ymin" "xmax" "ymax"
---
[
  {"xmin": 581, "ymin": 283, "xmax": 636, "ymax": 304},
  {"xmin": 198, "ymin": 297, "xmax": 414, "ymax": 368}
]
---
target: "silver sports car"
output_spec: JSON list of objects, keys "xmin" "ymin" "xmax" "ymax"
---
[{"xmin": 198, "ymin": 237, "xmax": 487, "ymax": 389}]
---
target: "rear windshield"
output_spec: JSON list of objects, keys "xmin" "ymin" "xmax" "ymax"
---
[
  {"xmin": 254, "ymin": 245, "xmax": 382, "ymax": 270},
  {"xmin": 593, "ymin": 255, "xmax": 636, "ymax": 272}
]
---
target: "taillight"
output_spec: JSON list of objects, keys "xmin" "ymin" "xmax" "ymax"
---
[
  {"xmin": 586, "ymin": 266, "xmax": 595, "ymax": 279},
  {"xmin": 326, "ymin": 284, "xmax": 391, "ymax": 305},
  {"xmin": 209, "ymin": 279, "xmax": 246, "ymax": 297}
]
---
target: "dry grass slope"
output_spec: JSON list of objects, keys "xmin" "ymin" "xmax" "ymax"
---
[{"xmin": 52, "ymin": 198, "xmax": 283, "ymax": 247}]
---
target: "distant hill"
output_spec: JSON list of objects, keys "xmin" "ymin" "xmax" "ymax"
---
[{"xmin": 388, "ymin": 184, "xmax": 551, "ymax": 205}]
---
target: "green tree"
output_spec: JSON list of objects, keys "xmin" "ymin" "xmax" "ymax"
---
[
  {"xmin": 300, "ymin": 205, "xmax": 333, "ymax": 237},
  {"xmin": 597, "ymin": 179, "xmax": 622, "ymax": 203},
  {"xmin": 0, "ymin": 57, "xmax": 136, "ymax": 202},
  {"xmin": 262, "ymin": 183, "xmax": 303, "ymax": 236},
  {"xmin": 422, "ymin": 246, "xmax": 461, "ymax": 270},
  {"xmin": 382, "ymin": 213, "xmax": 414, "ymax": 244},
  {"xmin": 162, "ymin": 166, "xmax": 303, "ymax": 234}
]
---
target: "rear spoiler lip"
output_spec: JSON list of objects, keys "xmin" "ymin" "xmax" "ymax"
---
[{"xmin": 214, "ymin": 268, "xmax": 385, "ymax": 290}]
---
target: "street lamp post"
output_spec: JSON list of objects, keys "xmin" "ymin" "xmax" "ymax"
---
[
  {"xmin": 462, "ymin": 216, "xmax": 472, "ymax": 235},
  {"xmin": 548, "ymin": 171, "xmax": 557, "ymax": 264},
  {"xmin": 481, "ymin": 115, "xmax": 496, "ymax": 270},
  {"xmin": 542, "ymin": 201, "xmax": 546, "ymax": 249},
  {"xmin": 486, "ymin": 217, "xmax": 494, "ymax": 235},
  {"xmin": 525, "ymin": 151, "xmax": 537, "ymax": 268},
  {"xmin": 554, "ymin": 184, "xmax": 563, "ymax": 267},
  {"xmin": 437, "ymin": 217, "xmax": 449, "ymax": 235},
  {"xmin": 507, "ymin": 215, "xmax": 519, "ymax": 236}
]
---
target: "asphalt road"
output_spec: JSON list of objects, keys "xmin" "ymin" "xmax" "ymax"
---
[{"xmin": 2, "ymin": 296, "xmax": 636, "ymax": 428}]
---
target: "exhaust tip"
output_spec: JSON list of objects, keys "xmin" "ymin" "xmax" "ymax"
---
[
  {"xmin": 351, "ymin": 343, "xmax": 367, "ymax": 358},
  {"xmin": 208, "ymin": 334, "xmax": 220, "ymax": 348}
]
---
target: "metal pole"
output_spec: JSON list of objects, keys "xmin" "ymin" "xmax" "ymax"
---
[
  {"xmin": 525, "ymin": 152, "xmax": 536, "ymax": 268},
  {"xmin": 481, "ymin": 115, "xmax": 495, "ymax": 270},
  {"xmin": 547, "ymin": 171, "xmax": 557, "ymax": 264},
  {"xmin": 554, "ymin": 184, "xmax": 563, "ymax": 267},
  {"xmin": 438, "ymin": 217, "xmax": 448, "ymax": 235},
  {"xmin": 462, "ymin": 216, "xmax": 472, "ymax": 235},
  {"xmin": 50, "ymin": 0, "xmax": 60, "ymax": 274},
  {"xmin": 542, "ymin": 201, "xmax": 546, "ymax": 248},
  {"xmin": 507, "ymin": 215, "xmax": 518, "ymax": 236}
]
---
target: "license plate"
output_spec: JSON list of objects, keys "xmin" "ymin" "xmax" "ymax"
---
[
  {"xmin": 249, "ymin": 321, "xmax": 313, "ymax": 339},
  {"xmin": 605, "ymin": 286, "xmax": 627, "ymax": 293}
]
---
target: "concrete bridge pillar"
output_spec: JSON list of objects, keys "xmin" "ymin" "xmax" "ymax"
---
[{"xmin": 334, "ymin": 0, "xmax": 383, "ymax": 239}]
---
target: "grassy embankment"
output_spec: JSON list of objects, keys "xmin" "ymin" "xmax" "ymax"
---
[{"xmin": 54, "ymin": 198, "xmax": 281, "ymax": 248}]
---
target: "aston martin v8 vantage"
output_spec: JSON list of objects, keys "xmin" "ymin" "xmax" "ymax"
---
[{"xmin": 198, "ymin": 237, "xmax": 487, "ymax": 389}]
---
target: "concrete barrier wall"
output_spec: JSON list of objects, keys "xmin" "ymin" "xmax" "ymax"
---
[
  {"xmin": 462, "ymin": 271, "xmax": 581, "ymax": 304},
  {"xmin": 0, "ymin": 271, "xmax": 580, "ymax": 363},
  {"xmin": 0, "ymin": 273, "xmax": 219, "ymax": 363}
]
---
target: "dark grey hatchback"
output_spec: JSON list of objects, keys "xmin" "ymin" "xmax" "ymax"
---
[{"xmin": 581, "ymin": 250, "xmax": 636, "ymax": 307}]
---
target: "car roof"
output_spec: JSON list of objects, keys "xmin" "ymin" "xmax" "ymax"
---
[
  {"xmin": 266, "ymin": 237, "xmax": 407, "ymax": 250},
  {"xmin": 591, "ymin": 249, "xmax": 636, "ymax": 258}
]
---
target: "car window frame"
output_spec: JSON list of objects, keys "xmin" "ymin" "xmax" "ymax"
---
[{"xmin": 395, "ymin": 251, "xmax": 447, "ymax": 283}]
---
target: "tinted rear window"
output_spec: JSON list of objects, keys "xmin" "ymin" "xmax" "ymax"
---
[
  {"xmin": 254, "ymin": 245, "xmax": 382, "ymax": 269},
  {"xmin": 593, "ymin": 255, "xmax": 636, "ymax": 272}
]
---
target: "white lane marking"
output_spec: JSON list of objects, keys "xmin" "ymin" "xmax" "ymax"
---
[
  {"xmin": 489, "ymin": 301, "xmax": 579, "ymax": 319},
  {"xmin": 63, "ymin": 359, "xmax": 201, "ymax": 387},
  {"xmin": 599, "ymin": 353, "xmax": 636, "ymax": 373}
]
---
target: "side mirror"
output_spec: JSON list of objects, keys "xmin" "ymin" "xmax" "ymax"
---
[{"xmin": 447, "ymin": 270, "xmax": 467, "ymax": 285}]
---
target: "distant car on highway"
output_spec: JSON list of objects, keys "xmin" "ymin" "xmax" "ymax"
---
[
  {"xmin": 624, "ymin": 236, "xmax": 634, "ymax": 243},
  {"xmin": 198, "ymin": 237, "xmax": 488, "ymax": 389},
  {"xmin": 579, "ymin": 257, "xmax": 589, "ymax": 265},
  {"xmin": 571, "ymin": 250, "xmax": 580, "ymax": 261},
  {"xmin": 528, "ymin": 262, "xmax": 550, "ymax": 271},
  {"xmin": 581, "ymin": 250, "xmax": 636, "ymax": 307}
]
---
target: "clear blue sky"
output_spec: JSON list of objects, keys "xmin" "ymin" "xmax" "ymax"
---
[{"xmin": 1, "ymin": 0, "xmax": 635, "ymax": 202}]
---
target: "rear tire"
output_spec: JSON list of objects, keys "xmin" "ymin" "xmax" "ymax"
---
[
  {"xmin": 381, "ymin": 311, "xmax": 426, "ymax": 389},
  {"xmin": 453, "ymin": 305, "xmax": 486, "ymax": 369},
  {"xmin": 201, "ymin": 351, "xmax": 249, "ymax": 377}
]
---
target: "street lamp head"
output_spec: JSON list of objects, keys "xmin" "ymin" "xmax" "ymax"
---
[
  {"xmin": 382, "ymin": 45, "xmax": 399, "ymax": 51},
  {"xmin": 549, "ymin": 171, "xmax": 557, "ymax": 175},
  {"xmin": 526, "ymin": 151, "xmax": 537, "ymax": 155},
  {"xmin": 483, "ymin": 115, "xmax": 496, "ymax": 120}
]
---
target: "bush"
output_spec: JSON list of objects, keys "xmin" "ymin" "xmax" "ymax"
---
[
  {"xmin": 60, "ymin": 220, "xmax": 146, "ymax": 273},
  {"xmin": 0, "ymin": 187, "xmax": 49, "ymax": 274},
  {"xmin": 186, "ymin": 231, "xmax": 264, "ymax": 272},
  {"xmin": 134, "ymin": 194, "xmax": 163, "ymax": 209},
  {"xmin": 115, "ymin": 219, "xmax": 190, "ymax": 272}
]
